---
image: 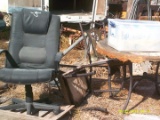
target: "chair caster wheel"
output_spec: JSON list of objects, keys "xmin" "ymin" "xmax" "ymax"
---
[{"xmin": 53, "ymin": 106, "xmax": 60, "ymax": 115}]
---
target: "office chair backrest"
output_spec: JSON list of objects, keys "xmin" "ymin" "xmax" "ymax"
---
[{"xmin": 7, "ymin": 9, "xmax": 60, "ymax": 69}]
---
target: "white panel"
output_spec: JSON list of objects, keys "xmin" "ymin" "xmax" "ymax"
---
[{"xmin": 0, "ymin": 0, "xmax": 8, "ymax": 12}]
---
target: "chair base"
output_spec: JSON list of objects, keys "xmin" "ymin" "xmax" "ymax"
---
[{"xmin": 0, "ymin": 98, "xmax": 60, "ymax": 115}]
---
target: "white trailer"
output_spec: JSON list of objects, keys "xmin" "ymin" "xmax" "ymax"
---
[
  {"xmin": 0, "ymin": 0, "xmax": 47, "ymax": 13},
  {"xmin": 0, "ymin": 0, "xmax": 47, "ymax": 26},
  {"xmin": 0, "ymin": 0, "xmax": 108, "ymax": 24}
]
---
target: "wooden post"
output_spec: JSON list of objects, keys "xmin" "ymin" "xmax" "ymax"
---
[{"xmin": 126, "ymin": 0, "xmax": 134, "ymax": 19}]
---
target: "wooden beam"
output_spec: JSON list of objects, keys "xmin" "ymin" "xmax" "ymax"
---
[
  {"xmin": 0, "ymin": 110, "xmax": 44, "ymax": 120},
  {"xmin": 0, "ymin": 105, "xmax": 74, "ymax": 120},
  {"xmin": 52, "ymin": 105, "xmax": 74, "ymax": 120},
  {"xmin": 139, "ymin": 16, "xmax": 160, "ymax": 21}
]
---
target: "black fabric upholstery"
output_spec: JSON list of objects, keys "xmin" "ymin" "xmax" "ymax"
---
[
  {"xmin": 7, "ymin": 9, "xmax": 60, "ymax": 69},
  {"xmin": 19, "ymin": 47, "xmax": 46, "ymax": 64},
  {"xmin": 0, "ymin": 9, "xmax": 61, "ymax": 115},
  {"xmin": 22, "ymin": 9, "xmax": 50, "ymax": 34},
  {"xmin": 0, "ymin": 8, "xmax": 60, "ymax": 84},
  {"xmin": 0, "ymin": 68, "xmax": 54, "ymax": 84}
]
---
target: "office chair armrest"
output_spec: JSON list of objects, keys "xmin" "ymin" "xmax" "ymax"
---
[
  {"xmin": 0, "ymin": 49, "xmax": 19, "ymax": 68},
  {"xmin": 54, "ymin": 52, "xmax": 64, "ymax": 71}
]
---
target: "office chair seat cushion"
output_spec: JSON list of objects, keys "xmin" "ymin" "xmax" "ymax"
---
[
  {"xmin": 0, "ymin": 68, "xmax": 54, "ymax": 84},
  {"xmin": 19, "ymin": 46, "xmax": 46, "ymax": 64},
  {"xmin": 22, "ymin": 9, "xmax": 50, "ymax": 34}
]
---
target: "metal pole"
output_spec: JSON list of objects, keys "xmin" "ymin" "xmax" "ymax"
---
[
  {"xmin": 91, "ymin": 0, "xmax": 98, "ymax": 28},
  {"xmin": 122, "ymin": 63, "xmax": 133, "ymax": 111},
  {"xmin": 41, "ymin": 0, "xmax": 44, "ymax": 11},
  {"xmin": 147, "ymin": 0, "xmax": 152, "ymax": 20},
  {"xmin": 62, "ymin": 34, "xmax": 87, "ymax": 56}
]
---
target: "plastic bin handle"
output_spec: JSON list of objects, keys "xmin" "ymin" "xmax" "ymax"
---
[{"xmin": 109, "ymin": 21, "xmax": 116, "ymax": 28}]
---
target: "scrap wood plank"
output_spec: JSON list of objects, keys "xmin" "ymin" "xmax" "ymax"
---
[
  {"xmin": 52, "ymin": 105, "xmax": 74, "ymax": 120},
  {"xmin": 38, "ymin": 105, "xmax": 74, "ymax": 120},
  {"xmin": 139, "ymin": 16, "xmax": 160, "ymax": 21},
  {"xmin": 0, "ymin": 109, "xmax": 44, "ymax": 120},
  {"xmin": 38, "ymin": 111, "xmax": 50, "ymax": 117},
  {"xmin": 0, "ymin": 105, "xmax": 74, "ymax": 120}
]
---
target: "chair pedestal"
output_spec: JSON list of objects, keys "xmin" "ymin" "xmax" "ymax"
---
[{"xmin": 0, "ymin": 85, "xmax": 60, "ymax": 115}]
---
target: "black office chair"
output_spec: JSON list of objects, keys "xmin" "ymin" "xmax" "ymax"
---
[{"xmin": 0, "ymin": 9, "xmax": 62, "ymax": 115}]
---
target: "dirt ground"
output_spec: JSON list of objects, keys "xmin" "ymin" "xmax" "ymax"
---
[{"xmin": 0, "ymin": 30, "xmax": 160, "ymax": 120}]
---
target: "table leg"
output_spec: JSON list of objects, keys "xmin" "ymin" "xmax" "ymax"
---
[
  {"xmin": 108, "ymin": 65, "xmax": 113, "ymax": 97},
  {"xmin": 122, "ymin": 62, "xmax": 133, "ymax": 111},
  {"xmin": 121, "ymin": 65, "xmax": 126, "ymax": 90},
  {"xmin": 155, "ymin": 62, "xmax": 160, "ymax": 95}
]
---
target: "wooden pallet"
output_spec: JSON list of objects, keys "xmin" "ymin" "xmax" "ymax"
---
[{"xmin": 0, "ymin": 105, "xmax": 74, "ymax": 120}]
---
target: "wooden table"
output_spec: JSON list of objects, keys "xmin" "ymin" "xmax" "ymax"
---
[
  {"xmin": 96, "ymin": 40, "xmax": 160, "ymax": 63},
  {"xmin": 95, "ymin": 40, "xmax": 160, "ymax": 111}
]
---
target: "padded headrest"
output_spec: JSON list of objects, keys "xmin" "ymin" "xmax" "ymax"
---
[{"xmin": 22, "ymin": 9, "xmax": 50, "ymax": 34}]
